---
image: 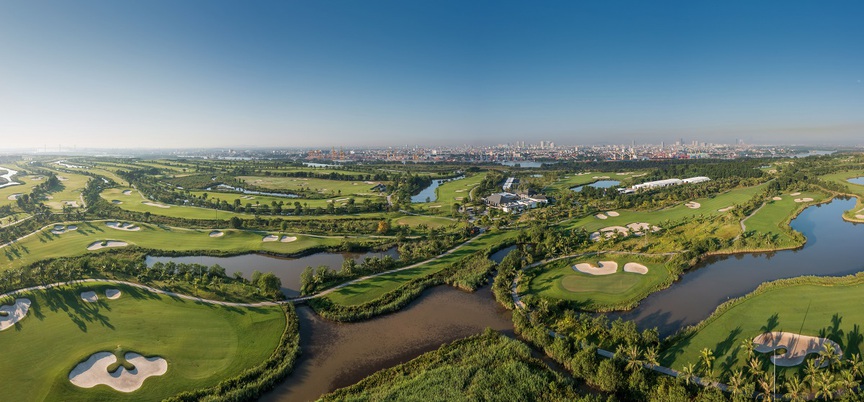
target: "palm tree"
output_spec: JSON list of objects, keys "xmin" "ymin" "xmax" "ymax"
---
[
  {"xmin": 749, "ymin": 357, "xmax": 764, "ymax": 379},
  {"xmin": 804, "ymin": 359, "xmax": 821, "ymax": 392},
  {"xmin": 700, "ymin": 348, "xmax": 716, "ymax": 378},
  {"xmin": 757, "ymin": 372, "xmax": 776, "ymax": 401},
  {"xmin": 680, "ymin": 363, "xmax": 695, "ymax": 385},
  {"xmin": 815, "ymin": 371, "xmax": 837, "ymax": 400},
  {"xmin": 741, "ymin": 338, "xmax": 756, "ymax": 360},
  {"xmin": 819, "ymin": 343, "xmax": 841, "ymax": 370},
  {"xmin": 784, "ymin": 375, "xmax": 806, "ymax": 402},
  {"xmin": 840, "ymin": 370, "xmax": 859, "ymax": 396},
  {"xmin": 624, "ymin": 344, "xmax": 643, "ymax": 372},
  {"xmin": 848, "ymin": 353, "xmax": 864, "ymax": 379},
  {"xmin": 644, "ymin": 345, "xmax": 659, "ymax": 368},
  {"xmin": 728, "ymin": 369, "xmax": 745, "ymax": 397}
]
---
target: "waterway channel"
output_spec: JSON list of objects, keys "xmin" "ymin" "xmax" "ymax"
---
[{"xmin": 411, "ymin": 176, "xmax": 465, "ymax": 203}]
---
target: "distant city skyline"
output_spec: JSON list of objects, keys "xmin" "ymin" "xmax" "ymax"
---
[{"xmin": 1, "ymin": 1, "xmax": 863, "ymax": 149}]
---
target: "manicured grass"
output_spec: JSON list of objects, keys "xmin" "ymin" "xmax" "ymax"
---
[
  {"xmin": 0, "ymin": 282, "xmax": 285, "ymax": 402},
  {"xmin": 191, "ymin": 189, "xmax": 383, "ymax": 209},
  {"xmin": 417, "ymin": 173, "xmax": 487, "ymax": 213},
  {"xmin": 100, "ymin": 187, "xmax": 255, "ymax": 220},
  {"xmin": 544, "ymin": 171, "xmax": 644, "ymax": 193},
  {"xmin": 820, "ymin": 169, "xmax": 864, "ymax": 219},
  {"xmin": 0, "ymin": 177, "xmax": 40, "ymax": 211},
  {"xmin": 662, "ymin": 276, "xmax": 864, "ymax": 377},
  {"xmin": 1, "ymin": 221, "xmax": 344, "ymax": 270},
  {"xmin": 324, "ymin": 229, "xmax": 519, "ymax": 306},
  {"xmin": 41, "ymin": 169, "xmax": 91, "ymax": 211},
  {"xmin": 525, "ymin": 255, "xmax": 669, "ymax": 310},
  {"xmin": 741, "ymin": 190, "xmax": 827, "ymax": 247},
  {"xmin": 237, "ymin": 176, "xmax": 386, "ymax": 198},
  {"xmin": 560, "ymin": 183, "xmax": 768, "ymax": 233},
  {"xmin": 392, "ymin": 214, "xmax": 456, "ymax": 229}
]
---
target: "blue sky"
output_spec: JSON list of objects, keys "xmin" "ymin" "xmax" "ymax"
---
[{"xmin": 1, "ymin": 1, "xmax": 862, "ymax": 148}]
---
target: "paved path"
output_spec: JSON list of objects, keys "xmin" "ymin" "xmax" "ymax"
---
[{"xmin": 739, "ymin": 200, "xmax": 767, "ymax": 234}]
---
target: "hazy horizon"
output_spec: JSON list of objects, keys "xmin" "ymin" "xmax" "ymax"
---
[{"xmin": 2, "ymin": 1, "xmax": 863, "ymax": 149}]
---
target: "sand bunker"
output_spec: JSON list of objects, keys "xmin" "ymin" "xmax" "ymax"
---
[
  {"xmin": 280, "ymin": 235, "xmax": 297, "ymax": 243},
  {"xmin": 7, "ymin": 193, "xmax": 21, "ymax": 201},
  {"xmin": 81, "ymin": 291, "xmax": 98, "ymax": 303},
  {"xmin": 64, "ymin": 201, "xmax": 80, "ymax": 207},
  {"xmin": 122, "ymin": 190, "xmax": 133, "ymax": 195},
  {"xmin": 595, "ymin": 213, "xmax": 608, "ymax": 220},
  {"xmin": 111, "ymin": 200, "xmax": 123, "ymax": 204},
  {"xmin": 856, "ymin": 214, "xmax": 864, "ymax": 220},
  {"xmin": 685, "ymin": 201, "xmax": 701, "ymax": 209},
  {"xmin": 142, "ymin": 202, "xmax": 170, "ymax": 209},
  {"xmin": 718, "ymin": 206, "xmax": 735, "ymax": 212},
  {"xmin": 623, "ymin": 262, "xmax": 649, "ymax": 274},
  {"xmin": 209, "ymin": 230, "xmax": 224, "ymax": 237},
  {"xmin": 790, "ymin": 192, "xmax": 802, "ymax": 196},
  {"xmin": 262, "ymin": 235, "xmax": 279, "ymax": 242},
  {"xmin": 87, "ymin": 241, "xmax": 129, "ymax": 251},
  {"xmin": 0, "ymin": 298, "xmax": 31, "ymax": 331},
  {"xmin": 106, "ymin": 222, "xmax": 141, "ymax": 231},
  {"xmin": 105, "ymin": 289, "xmax": 121, "ymax": 299},
  {"xmin": 753, "ymin": 332, "xmax": 842, "ymax": 367},
  {"xmin": 591, "ymin": 222, "xmax": 661, "ymax": 241},
  {"xmin": 69, "ymin": 352, "xmax": 168, "ymax": 392},
  {"xmin": 51, "ymin": 225, "xmax": 79, "ymax": 235},
  {"xmin": 772, "ymin": 197, "xmax": 783, "ymax": 201},
  {"xmin": 574, "ymin": 261, "xmax": 618, "ymax": 275},
  {"xmin": 794, "ymin": 198, "xmax": 815, "ymax": 203},
  {"xmin": 606, "ymin": 211, "xmax": 620, "ymax": 217}
]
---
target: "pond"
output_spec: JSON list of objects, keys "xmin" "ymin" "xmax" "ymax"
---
[
  {"xmin": 411, "ymin": 176, "xmax": 465, "ymax": 203},
  {"xmin": 145, "ymin": 248, "xmax": 398, "ymax": 297},
  {"xmin": 571, "ymin": 180, "xmax": 620, "ymax": 192},
  {"xmin": 848, "ymin": 177, "xmax": 864, "ymax": 186}
]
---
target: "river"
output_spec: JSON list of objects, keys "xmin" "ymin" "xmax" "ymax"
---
[
  {"xmin": 411, "ymin": 176, "xmax": 465, "ymax": 203},
  {"xmin": 0, "ymin": 166, "xmax": 20, "ymax": 189}
]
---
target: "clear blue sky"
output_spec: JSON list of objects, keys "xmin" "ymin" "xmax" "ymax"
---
[{"xmin": 1, "ymin": 1, "xmax": 862, "ymax": 148}]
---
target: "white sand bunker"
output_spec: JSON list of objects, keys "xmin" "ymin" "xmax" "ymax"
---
[
  {"xmin": 623, "ymin": 262, "xmax": 649, "ymax": 274},
  {"xmin": 753, "ymin": 332, "xmax": 842, "ymax": 367},
  {"xmin": 64, "ymin": 201, "xmax": 80, "ymax": 207},
  {"xmin": 122, "ymin": 190, "xmax": 133, "ymax": 195},
  {"xmin": 262, "ymin": 235, "xmax": 279, "ymax": 242},
  {"xmin": 794, "ymin": 197, "xmax": 815, "ymax": 203},
  {"xmin": 595, "ymin": 213, "xmax": 608, "ymax": 220},
  {"xmin": 111, "ymin": 200, "xmax": 123, "ymax": 204},
  {"xmin": 7, "ymin": 193, "xmax": 21, "ymax": 201},
  {"xmin": 0, "ymin": 298, "xmax": 31, "ymax": 331},
  {"xmin": 87, "ymin": 241, "xmax": 129, "ymax": 251},
  {"xmin": 574, "ymin": 261, "xmax": 618, "ymax": 275},
  {"xmin": 280, "ymin": 235, "xmax": 297, "ymax": 243},
  {"xmin": 69, "ymin": 352, "xmax": 168, "ymax": 392},
  {"xmin": 209, "ymin": 230, "xmax": 224, "ymax": 237},
  {"xmin": 51, "ymin": 225, "xmax": 79, "ymax": 235},
  {"xmin": 606, "ymin": 211, "xmax": 620, "ymax": 217},
  {"xmin": 142, "ymin": 202, "xmax": 170, "ymax": 209},
  {"xmin": 685, "ymin": 201, "xmax": 701, "ymax": 209},
  {"xmin": 106, "ymin": 222, "xmax": 141, "ymax": 231},
  {"xmin": 790, "ymin": 192, "xmax": 802, "ymax": 196},
  {"xmin": 718, "ymin": 206, "xmax": 735, "ymax": 212},
  {"xmin": 856, "ymin": 214, "xmax": 864, "ymax": 220},
  {"xmin": 105, "ymin": 289, "xmax": 121, "ymax": 299},
  {"xmin": 81, "ymin": 291, "xmax": 98, "ymax": 302},
  {"xmin": 772, "ymin": 196, "xmax": 783, "ymax": 201}
]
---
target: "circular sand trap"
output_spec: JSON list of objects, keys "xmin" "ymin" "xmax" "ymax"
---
[
  {"xmin": 794, "ymin": 197, "xmax": 815, "ymax": 203},
  {"xmin": 0, "ymin": 298, "xmax": 31, "ymax": 331},
  {"xmin": 574, "ymin": 261, "xmax": 618, "ymax": 275},
  {"xmin": 105, "ymin": 289, "xmax": 121, "ymax": 299},
  {"xmin": 623, "ymin": 262, "xmax": 649, "ymax": 274},
  {"xmin": 106, "ymin": 222, "xmax": 141, "ymax": 231},
  {"xmin": 87, "ymin": 241, "xmax": 129, "ymax": 251},
  {"xmin": 81, "ymin": 291, "xmax": 98, "ymax": 303},
  {"xmin": 772, "ymin": 197, "xmax": 782, "ymax": 201},
  {"xmin": 111, "ymin": 200, "xmax": 123, "ymax": 204},
  {"xmin": 122, "ymin": 190, "xmax": 133, "ymax": 195},
  {"xmin": 606, "ymin": 211, "xmax": 620, "ymax": 217},
  {"xmin": 142, "ymin": 202, "xmax": 170, "ymax": 209},
  {"xmin": 790, "ymin": 192, "xmax": 801, "ymax": 196},
  {"xmin": 69, "ymin": 352, "xmax": 168, "ymax": 392},
  {"xmin": 7, "ymin": 193, "xmax": 21, "ymax": 201},
  {"xmin": 685, "ymin": 201, "xmax": 701, "ymax": 209},
  {"xmin": 209, "ymin": 231, "xmax": 224, "ymax": 237},
  {"xmin": 718, "ymin": 206, "xmax": 735, "ymax": 212},
  {"xmin": 595, "ymin": 213, "xmax": 608, "ymax": 220},
  {"xmin": 753, "ymin": 332, "xmax": 842, "ymax": 367},
  {"xmin": 262, "ymin": 235, "xmax": 279, "ymax": 242},
  {"xmin": 280, "ymin": 235, "xmax": 297, "ymax": 243}
]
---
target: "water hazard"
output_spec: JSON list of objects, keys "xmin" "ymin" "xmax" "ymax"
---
[
  {"xmin": 145, "ymin": 248, "xmax": 398, "ymax": 297},
  {"xmin": 609, "ymin": 197, "xmax": 864, "ymax": 337},
  {"xmin": 411, "ymin": 176, "xmax": 464, "ymax": 203},
  {"xmin": 571, "ymin": 180, "xmax": 620, "ymax": 192}
]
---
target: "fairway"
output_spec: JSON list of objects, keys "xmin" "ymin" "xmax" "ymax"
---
[
  {"xmin": 393, "ymin": 214, "xmax": 456, "ymax": 229},
  {"xmin": 237, "ymin": 175, "xmax": 386, "ymax": 198},
  {"xmin": 418, "ymin": 173, "xmax": 487, "ymax": 213},
  {"xmin": 662, "ymin": 276, "xmax": 864, "ymax": 377},
  {"xmin": 741, "ymin": 190, "xmax": 827, "ymax": 247},
  {"xmin": 191, "ymin": 189, "xmax": 382, "ymax": 210},
  {"xmin": 323, "ymin": 229, "xmax": 518, "ymax": 306},
  {"xmin": 525, "ymin": 256, "xmax": 669, "ymax": 310},
  {"xmin": 0, "ymin": 282, "xmax": 285, "ymax": 401},
  {"xmin": 1, "ymin": 221, "xmax": 345, "ymax": 270},
  {"xmin": 820, "ymin": 169, "xmax": 864, "ymax": 220},
  {"xmin": 544, "ymin": 171, "xmax": 644, "ymax": 193}
]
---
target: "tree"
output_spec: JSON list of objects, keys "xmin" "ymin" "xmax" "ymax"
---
[
  {"xmin": 679, "ymin": 363, "xmax": 695, "ymax": 385},
  {"xmin": 783, "ymin": 375, "xmax": 806, "ymax": 402},
  {"xmin": 257, "ymin": 272, "xmax": 282, "ymax": 296},
  {"xmin": 229, "ymin": 216, "xmax": 243, "ymax": 229},
  {"xmin": 376, "ymin": 220, "xmax": 390, "ymax": 234}
]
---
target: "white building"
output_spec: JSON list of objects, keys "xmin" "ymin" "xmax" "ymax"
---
[{"xmin": 628, "ymin": 176, "xmax": 710, "ymax": 192}]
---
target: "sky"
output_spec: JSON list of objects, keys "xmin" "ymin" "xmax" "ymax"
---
[{"xmin": 1, "ymin": 0, "xmax": 863, "ymax": 149}]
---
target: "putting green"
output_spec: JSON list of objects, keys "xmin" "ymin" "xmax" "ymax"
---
[
  {"xmin": 526, "ymin": 256, "xmax": 669, "ymax": 310},
  {"xmin": 0, "ymin": 282, "xmax": 285, "ymax": 401}
]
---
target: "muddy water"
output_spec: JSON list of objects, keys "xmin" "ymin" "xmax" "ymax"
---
[
  {"xmin": 145, "ymin": 248, "xmax": 398, "ymax": 297},
  {"xmin": 609, "ymin": 197, "xmax": 864, "ymax": 337},
  {"xmin": 263, "ymin": 285, "xmax": 513, "ymax": 401}
]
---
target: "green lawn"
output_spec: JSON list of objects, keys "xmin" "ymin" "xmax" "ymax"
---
[
  {"xmin": 543, "ymin": 171, "xmax": 645, "ymax": 193},
  {"xmin": 1, "ymin": 221, "xmax": 344, "ymax": 270},
  {"xmin": 741, "ymin": 190, "xmax": 827, "ymax": 247},
  {"xmin": 392, "ymin": 214, "xmax": 457, "ymax": 229},
  {"xmin": 192, "ymin": 189, "xmax": 383, "ymax": 209},
  {"xmin": 820, "ymin": 169, "xmax": 864, "ymax": 220},
  {"xmin": 41, "ymin": 169, "xmax": 91, "ymax": 211},
  {"xmin": 662, "ymin": 276, "xmax": 864, "ymax": 378},
  {"xmin": 237, "ymin": 176, "xmax": 386, "ymax": 198},
  {"xmin": 0, "ymin": 176, "xmax": 41, "ymax": 212},
  {"xmin": 525, "ymin": 255, "xmax": 669, "ymax": 310},
  {"xmin": 415, "ymin": 173, "xmax": 488, "ymax": 213},
  {"xmin": 324, "ymin": 229, "xmax": 519, "ymax": 306},
  {"xmin": 560, "ymin": 183, "xmax": 768, "ymax": 233},
  {"xmin": 0, "ymin": 281, "xmax": 285, "ymax": 402}
]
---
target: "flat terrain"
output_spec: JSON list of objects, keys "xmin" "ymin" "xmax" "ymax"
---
[
  {"xmin": 544, "ymin": 171, "xmax": 644, "ymax": 193},
  {"xmin": 741, "ymin": 190, "xmax": 827, "ymax": 247},
  {"xmin": 820, "ymin": 169, "xmax": 864, "ymax": 220},
  {"xmin": 392, "ymin": 214, "xmax": 456, "ymax": 229},
  {"xmin": 1, "ymin": 221, "xmax": 346, "ymax": 270},
  {"xmin": 0, "ymin": 282, "xmax": 284, "ymax": 401},
  {"xmin": 237, "ymin": 176, "xmax": 386, "ymax": 198},
  {"xmin": 417, "ymin": 173, "xmax": 487, "ymax": 213},
  {"xmin": 526, "ymin": 255, "xmax": 669, "ymax": 310}
]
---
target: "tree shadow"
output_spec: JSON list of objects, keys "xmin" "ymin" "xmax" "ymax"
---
[{"xmin": 760, "ymin": 313, "xmax": 780, "ymax": 334}]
